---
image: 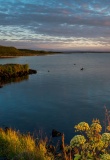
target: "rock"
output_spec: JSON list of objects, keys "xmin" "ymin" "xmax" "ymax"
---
[
  {"xmin": 29, "ymin": 69, "xmax": 37, "ymax": 74},
  {"xmin": 52, "ymin": 129, "xmax": 62, "ymax": 137},
  {"xmin": 80, "ymin": 67, "xmax": 84, "ymax": 70}
]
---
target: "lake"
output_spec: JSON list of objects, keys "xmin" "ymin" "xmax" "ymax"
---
[{"xmin": 0, "ymin": 53, "xmax": 110, "ymax": 142}]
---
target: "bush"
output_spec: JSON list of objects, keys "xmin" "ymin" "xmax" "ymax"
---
[{"xmin": 69, "ymin": 119, "xmax": 110, "ymax": 160}]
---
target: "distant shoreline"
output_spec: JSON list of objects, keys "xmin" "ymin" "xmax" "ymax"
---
[
  {"xmin": 0, "ymin": 45, "xmax": 110, "ymax": 58},
  {"xmin": 1, "ymin": 52, "xmax": 110, "ymax": 59},
  {"xmin": 0, "ymin": 56, "xmax": 18, "ymax": 58},
  {"xmin": 62, "ymin": 51, "xmax": 110, "ymax": 53}
]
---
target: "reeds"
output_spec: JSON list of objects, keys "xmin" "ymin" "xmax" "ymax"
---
[
  {"xmin": 0, "ymin": 128, "xmax": 53, "ymax": 160},
  {"xmin": 0, "ymin": 64, "xmax": 29, "ymax": 75}
]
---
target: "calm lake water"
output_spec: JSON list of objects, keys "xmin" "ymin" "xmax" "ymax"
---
[{"xmin": 0, "ymin": 53, "xmax": 110, "ymax": 142}]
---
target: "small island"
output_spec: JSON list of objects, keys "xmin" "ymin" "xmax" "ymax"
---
[{"xmin": 0, "ymin": 64, "xmax": 37, "ymax": 87}]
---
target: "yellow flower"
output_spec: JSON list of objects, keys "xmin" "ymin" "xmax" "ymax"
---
[
  {"xmin": 75, "ymin": 122, "xmax": 90, "ymax": 132},
  {"xmin": 70, "ymin": 135, "xmax": 86, "ymax": 148},
  {"xmin": 90, "ymin": 123, "xmax": 102, "ymax": 132},
  {"xmin": 100, "ymin": 154, "xmax": 110, "ymax": 160},
  {"xmin": 102, "ymin": 133, "xmax": 110, "ymax": 142}
]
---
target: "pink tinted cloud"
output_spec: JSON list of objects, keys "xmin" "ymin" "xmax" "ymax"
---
[{"xmin": 62, "ymin": 10, "xmax": 70, "ymax": 14}]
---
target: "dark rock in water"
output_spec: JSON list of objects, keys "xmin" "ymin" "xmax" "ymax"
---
[
  {"xmin": 0, "ymin": 85, "xmax": 3, "ymax": 88},
  {"xmin": 80, "ymin": 67, "xmax": 84, "ymax": 70},
  {"xmin": 29, "ymin": 69, "xmax": 37, "ymax": 74},
  {"xmin": 52, "ymin": 129, "xmax": 62, "ymax": 137}
]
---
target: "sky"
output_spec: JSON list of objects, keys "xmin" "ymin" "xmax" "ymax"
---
[{"xmin": 0, "ymin": 0, "xmax": 110, "ymax": 51}]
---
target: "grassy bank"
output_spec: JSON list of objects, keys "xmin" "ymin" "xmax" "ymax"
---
[
  {"xmin": 0, "ymin": 64, "xmax": 37, "ymax": 88},
  {"xmin": 0, "ymin": 45, "xmax": 60, "ymax": 57},
  {"xmin": 0, "ymin": 64, "xmax": 36, "ymax": 84},
  {"xmin": 0, "ymin": 46, "xmax": 21, "ymax": 57},
  {"xmin": 0, "ymin": 128, "xmax": 53, "ymax": 160},
  {"xmin": 0, "ymin": 108, "xmax": 110, "ymax": 160},
  {"xmin": 1, "ymin": 118, "xmax": 110, "ymax": 160},
  {"xmin": 0, "ymin": 64, "xmax": 29, "ymax": 77}
]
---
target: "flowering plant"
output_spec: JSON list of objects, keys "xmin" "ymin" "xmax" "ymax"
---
[{"xmin": 69, "ymin": 119, "xmax": 110, "ymax": 160}]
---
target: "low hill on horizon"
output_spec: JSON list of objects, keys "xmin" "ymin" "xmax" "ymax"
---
[
  {"xmin": 0, "ymin": 45, "xmax": 58, "ymax": 57},
  {"xmin": 0, "ymin": 46, "xmax": 21, "ymax": 56}
]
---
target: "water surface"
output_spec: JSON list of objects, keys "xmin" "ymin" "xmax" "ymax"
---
[{"xmin": 0, "ymin": 53, "xmax": 110, "ymax": 142}]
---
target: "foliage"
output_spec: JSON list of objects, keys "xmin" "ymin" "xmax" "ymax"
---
[
  {"xmin": 0, "ymin": 105, "xmax": 110, "ymax": 159},
  {"xmin": 100, "ymin": 154, "xmax": 110, "ymax": 160},
  {"xmin": 0, "ymin": 64, "xmax": 29, "ymax": 75},
  {"xmin": 0, "ymin": 128, "xmax": 53, "ymax": 160},
  {"xmin": 69, "ymin": 119, "xmax": 110, "ymax": 160}
]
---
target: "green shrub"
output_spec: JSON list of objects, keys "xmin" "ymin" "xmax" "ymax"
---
[{"xmin": 69, "ymin": 119, "xmax": 110, "ymax": 160}]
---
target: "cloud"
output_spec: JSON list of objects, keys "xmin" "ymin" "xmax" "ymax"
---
[{"xmin": 0, "ymin": 0, "xmax": 110, "ymax": 50}]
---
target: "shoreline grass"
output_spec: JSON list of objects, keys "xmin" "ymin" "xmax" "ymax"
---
[
  {"xmin": 0, "ymin": 64, "xmax": 29, "ymax": 81},
  {"xmin": 0, "ymin": 63, "xmax": 37, "ymax": 78},
  {"xmin": 0, "ymin": 128, "xmax": 53, "ymax": 160},
  {"xmin": 0, "ymin": 64, "xmax": 29, "ymax": 74},
  {"xmin": 1, "ymin": 117, "xmax": 110, "ymax": 160}
]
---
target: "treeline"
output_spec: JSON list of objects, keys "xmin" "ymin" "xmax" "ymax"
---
[{"xmin": 0, "ymin": 45, "xmax": 59, "ymax": 57}]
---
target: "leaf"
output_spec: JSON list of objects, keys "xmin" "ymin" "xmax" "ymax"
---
[{"xmin": 74, "ymin": 154, "xmax": 81, "ymax": 160}]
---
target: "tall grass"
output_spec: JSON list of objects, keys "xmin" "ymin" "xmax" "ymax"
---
[
  {"xmin": 0, "ymin": 64, "xmax": 29, "ymax": 75},
  {"xmin": 0, "ymin": 128, "xmax": 53, "ymax": 160},
  {"xmin": 1, "ymin": 113, "xmax": 110, "ymax": 160}
]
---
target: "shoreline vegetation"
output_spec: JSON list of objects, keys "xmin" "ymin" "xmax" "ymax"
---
[
  {"xmin": 0, "ymin": 45, "xmax": 110, "ymax": 58},
  {"xmin": 1, "ymin": 46, "xmax": 110, "ymax": 159},
  {"xmin": 0, "ymin": 64, "xmax": 37, "ymax": 88},
  {"xmin": 0, "ymin": 108, "xmax": 110, "ymax": 160},
  {"xmin": 0, "ymin": 45, "xmax": 61, "ymax": 57}
]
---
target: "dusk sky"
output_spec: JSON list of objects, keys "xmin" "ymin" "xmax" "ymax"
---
[{"xmin": 0, "ymin": 0, "xmax": 110, "ymax": 51}]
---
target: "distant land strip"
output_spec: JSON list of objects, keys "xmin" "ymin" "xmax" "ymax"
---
[
  {"xmin": 0, "ymin": 45, "xmax": 110, "ymax": 57},
  {"xmin": 0, "ymin": 45, "xmax": 61, "ymax": 57}
]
